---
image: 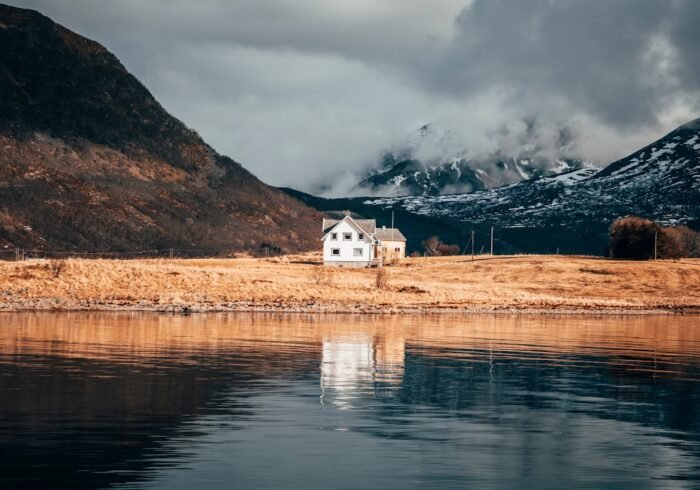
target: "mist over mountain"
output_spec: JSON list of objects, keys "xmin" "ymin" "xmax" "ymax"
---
[
  {"xmin": 0, "ymin": 4, "xmax": 321, "ymax": 253},
  {"xmin": 351, "ymin": 122, "xmax": 591, "ymax": 197}
]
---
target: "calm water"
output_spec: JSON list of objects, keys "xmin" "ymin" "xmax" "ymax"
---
[{"xmin": 1, "ymin": 313, "xmax": 700, "ymax": 489}]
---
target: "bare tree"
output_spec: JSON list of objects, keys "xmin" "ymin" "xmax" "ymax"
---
[
  {"xmin": 422, "ymin": 236, "xmax": 441, "ymax": 256},
  {"xmin": 422, "ymin": 236, "xmax": 460, "ymax": 256}
]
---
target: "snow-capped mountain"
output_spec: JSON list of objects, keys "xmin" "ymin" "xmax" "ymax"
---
[
  {"xmin": 364, "ymin": 118, "xmax": 700, "ymax": 230},
  {"xmin": 355, "ymin": 123, "xmax": 591, "ymax": 197}
]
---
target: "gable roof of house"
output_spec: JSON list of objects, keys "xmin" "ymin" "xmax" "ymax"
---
[
  {"xmin": 322, "ymin": 217, "xmax": 376, "ymax": 235},
  {"xmin": 322, "ymin": 218, "xmax": 338, "ymax": 234},
  {"xmin": 321, "ymin": 216, "xmax": 405, "ymax": 242},
  {"xmin": 374, "ymin": 228, "xmax": 407, "ymax": 242}
]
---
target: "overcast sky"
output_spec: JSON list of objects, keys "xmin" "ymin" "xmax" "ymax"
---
[{"xmin": 9, "ymin": 0, "xmax": 700, "ymax": 193}]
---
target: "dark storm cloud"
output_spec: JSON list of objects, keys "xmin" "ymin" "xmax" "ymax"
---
[
  {"xmin": 5, "ymin": 1, "xmax": 700, "ymax": 193},
  {"xmin": 669, "ymin": 0, "xmax": 700, "ymax": 94},
  {"xmin": 421, "ymin": 0, "xmax": 699, "ymax": 129}
]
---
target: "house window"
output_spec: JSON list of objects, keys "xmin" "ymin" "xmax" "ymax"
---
[
  {"xmin": 395, "ymin": 247, "xmax": 401, "ymax": 252},
  {"xmin": 353, "ymin": 248, "xmax": 363, "ymax": 257},
  {"xmin": 358, "ymin": 233, "xmax": 364, "ymax": 241},
  {"xmin": 331, "ymin": 233, "xmax": 338, "ymax": 240},
  {"xmin": 343, "ymin": 232, "xmax": 352, "ymax": 241},
  {"xmin": 331, "ymin": 248, "xmax": 340, "ymax": 256}
]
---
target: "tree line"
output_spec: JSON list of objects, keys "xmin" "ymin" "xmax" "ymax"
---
[
  {"xmin": 415, "ymin": 217, "xmax": 699, "ymax": 260},
  {"xmin": 608, "ymin": 216, "xmax": 699, "ymax": 260}
]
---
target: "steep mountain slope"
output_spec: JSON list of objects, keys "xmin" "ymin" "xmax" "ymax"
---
[
  {"xmin": 354, "ymin": 123, "xmax": 590, "ymax": 197},
  {"xmin": 363, "ymin": 119, "xmax": 700, "ymax": 253},
  {"xmin": 0, "ymin": 5, "xmax": 321, "ymax": 253}
]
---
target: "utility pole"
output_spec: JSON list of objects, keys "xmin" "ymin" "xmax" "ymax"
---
[
  {"xmin": 490, "ymin": 226, "xmax": 494, "ymax": 256},
  {"xmin": 391, "ymin": 210, "xmax": 395, "ymax": 241},
  {"xmin": 471, "ymin": 230, "xmax": 475, "ymax": 261},
  {"xmin": 654, "ymin": 231, "xmax": 658, "ymax": 261}
]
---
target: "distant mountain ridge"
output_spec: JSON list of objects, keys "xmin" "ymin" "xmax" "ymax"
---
[
  {"xmin": 354, "ymin": 123, "xmax": 591, "ymax": 197},
  {"xmin": 364, "ymin": 118, "xmax": 700, "ymax": 235},
  {"xmin": 0, "ymin": 4, "xmax": 321, "ymax": 252}
]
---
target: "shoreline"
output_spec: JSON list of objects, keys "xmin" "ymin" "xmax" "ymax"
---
[{"xmin": 1, "ymin": 299, "xmax": 698, "ymax": 316}]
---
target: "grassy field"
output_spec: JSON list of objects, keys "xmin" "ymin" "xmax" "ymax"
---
[{"xmin": 1, "ymin": 254, "xmax": 698, "ymax": 313}]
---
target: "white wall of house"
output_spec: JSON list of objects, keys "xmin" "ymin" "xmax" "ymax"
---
[
  {"xmin": 381, "ymin": 240, "xmax": 406, "ymax": 261},
  {"xmin": 323, "ymin": 220, "xmax": 373, "ymax": 266}
]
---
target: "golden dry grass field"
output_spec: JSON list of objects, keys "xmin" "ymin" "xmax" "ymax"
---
[{"xmin": 0, "ymin": 254, "xmax": 698, "ymax": 313}]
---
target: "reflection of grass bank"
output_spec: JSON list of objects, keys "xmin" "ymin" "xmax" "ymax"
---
[{"xmin": 1, "ymin": 255, "xmax": 699, "ymax": 314}]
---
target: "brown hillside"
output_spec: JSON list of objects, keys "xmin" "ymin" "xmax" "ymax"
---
[{"xmin": 0, "ymin": 4, "xmax": 323, "ymax": 253}]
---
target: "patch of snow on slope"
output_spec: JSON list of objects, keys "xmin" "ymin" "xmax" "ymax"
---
[
  {"xmin": 514, "ymin": 161, "xmax": 530, "ymax": 180},
  {"xmin": 648, "ymin": 147, "xmax": 674, "ymax": 161},
  {"xmin": 542, "ymin": 168, "xmax": 599, "ymax": 185},
  {"xmin": 609, "ymin": 158, "xmax": 641, "ymax": 176}
]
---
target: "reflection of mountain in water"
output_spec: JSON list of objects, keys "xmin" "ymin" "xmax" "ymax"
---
[{"xmin": 1, "ymin": 313, "xmax": 700, "ymax": 487}]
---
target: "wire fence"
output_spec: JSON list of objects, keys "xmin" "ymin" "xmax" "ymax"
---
[{"xmin": 0, "ymin": 247, "xmax": 275, "ymax": 261}]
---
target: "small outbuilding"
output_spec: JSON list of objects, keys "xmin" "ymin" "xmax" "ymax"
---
[{"xmin": 321, "ymin": 216, "xmax": 406, "ymax": 267}]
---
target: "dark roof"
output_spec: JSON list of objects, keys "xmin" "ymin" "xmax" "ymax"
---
[
  {"xmin": 322, "ymin": 218, "xmax": 340, "ymax": 234},
  {"xmin": 322, "ymin": 217, "xmax": 376, "ymax": 235},
  {"xmin": 322, "ymin": 217, "xmax": 403, "ymax": 241},
  {"xmin": 374, "ymin": 228, "xmax": 406, "ymax": 242},
  {"xmin": 353, "ymin": 219, "xmax": 377, "ymax": 234}
]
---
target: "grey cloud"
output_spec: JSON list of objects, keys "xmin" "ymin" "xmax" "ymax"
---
[
  {"xmin": 669, "ymin": 0, "xmax": 700, "ymax": 92},
  {"xmin": 422, "ymin": 0, "xmax": 699, "ymax": 128},
  {"xmin": 5, "ymin": 0, "xmax": 700, "ymax": 193}
]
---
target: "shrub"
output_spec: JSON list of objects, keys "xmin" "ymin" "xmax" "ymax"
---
[
  {"xmin": 258, "ymin": 243, "xmax": 283, "ymax": 257},
  {"xmin": 658, "ymin": 225, "xmax": 700, "ymax": 259},
  {"xmin": 436, "ymin": 243, "xmax": 461, "ymax": 256},
  {"xmin": 47, "ymin": 258, "xmax": 68, "ymax": 278},
  {"xmin": 312, "ymin": 266, "xmax": 333, "ymax": 286},
  {"xmin": 375, "ymin": 268, "xmax": 389, "ymax": 289}
]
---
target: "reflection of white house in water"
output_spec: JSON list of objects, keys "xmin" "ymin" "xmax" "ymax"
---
[{"xmin": 320, "ymin": 333, "xmax": 405, "ymax": 408}]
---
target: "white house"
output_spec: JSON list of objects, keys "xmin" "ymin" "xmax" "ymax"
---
[{"xmin": 321, "ymin": 216, "xmax": 406, "ymax": 267}]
